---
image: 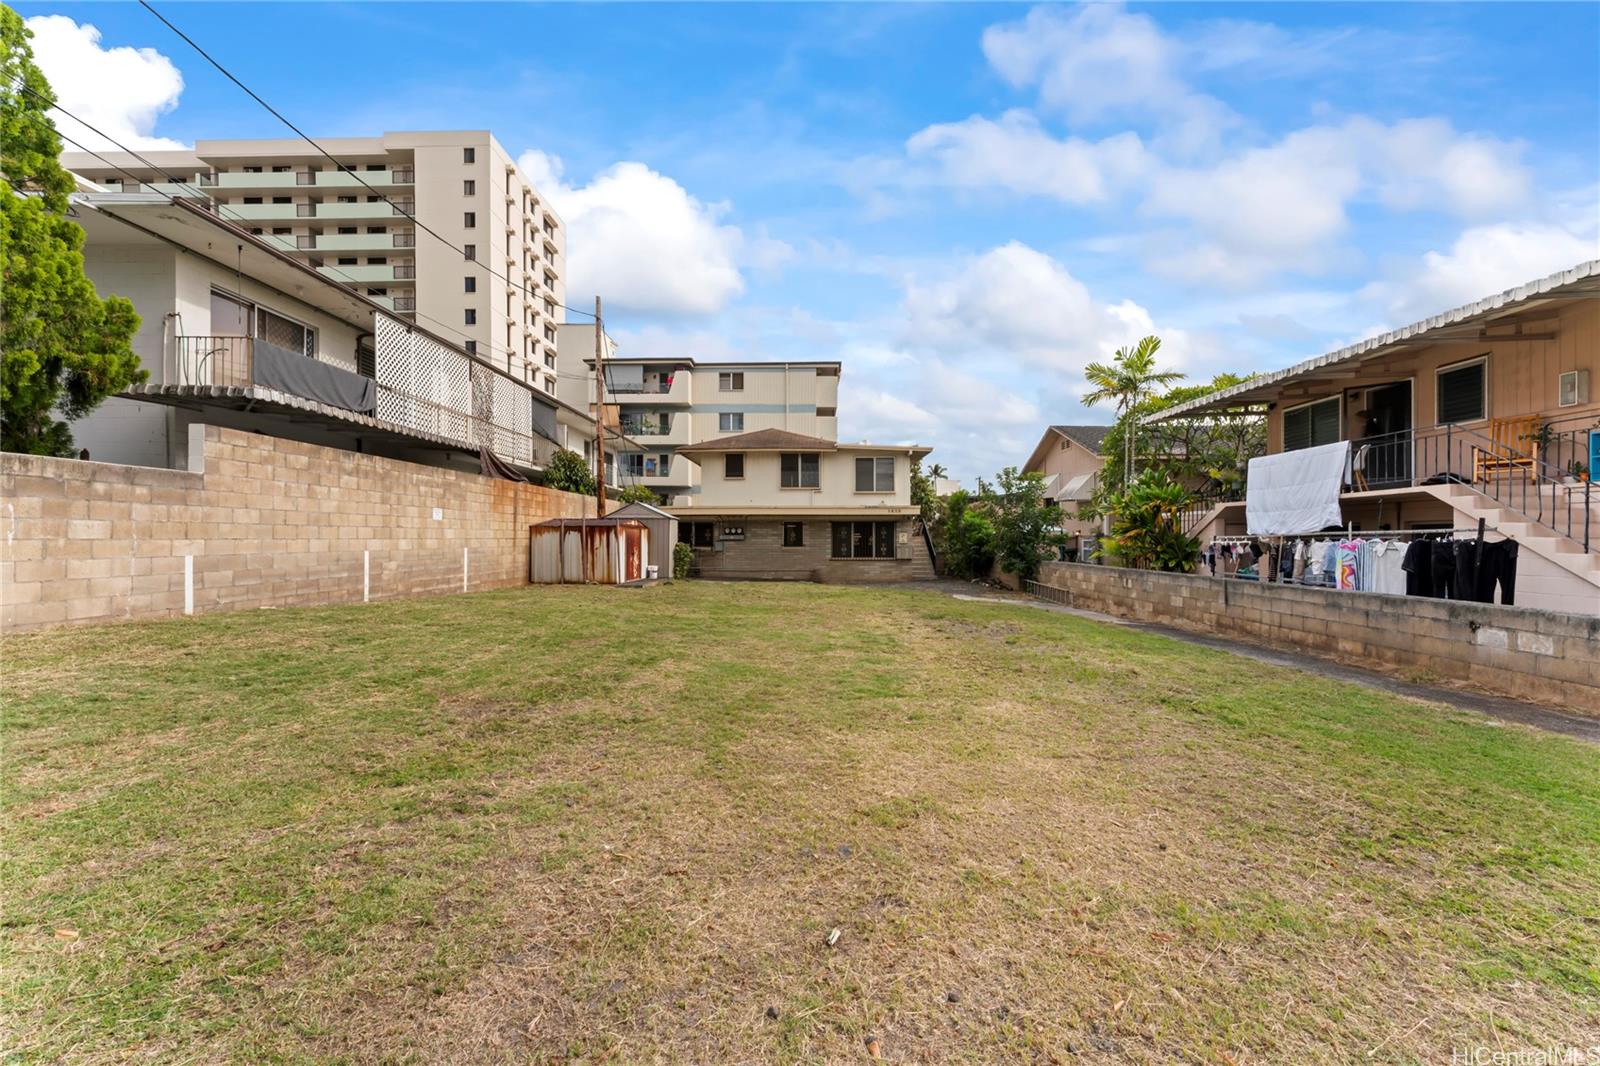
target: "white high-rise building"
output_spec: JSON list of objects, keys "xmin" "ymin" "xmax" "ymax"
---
[{"xmin": 63, "ymin": 131, "xmax": 566, "ymax": 395}]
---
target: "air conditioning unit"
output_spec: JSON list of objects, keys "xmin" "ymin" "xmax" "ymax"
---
[{"xmin": 1559, "ymin": 369, "xmax": 1589, "ymax": 407}]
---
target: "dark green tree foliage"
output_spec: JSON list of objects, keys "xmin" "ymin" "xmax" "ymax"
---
[
  {"xmin": 544, "ymin": 448, "xmax": 597, "ymax": 496},
  {"xmin": 988, "ymin": 467, "xmax": 1064, "ymax": 583},
  {"xmin": 936, "ymin": 490, "xmax": 995, "ymax": 579},
  {"xmin": 1099, "ymin": 472, "xmax": 1200, "ymax": 572},
  {"xmin": 613, "ymin": 483, "xmax": 659, "ymax": 506},
  {"xmin": 1087, "ymin": 372, "xmax": 1265, "ymax": 519},
  {"xmin": 909, "ymin": 456, "xmax": 937, "ymax": 525},
  {"xmin": 1, "ymin": 7, "xmax": 144, "ymax": 455}
]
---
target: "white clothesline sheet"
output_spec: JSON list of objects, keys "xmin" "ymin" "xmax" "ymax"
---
[{"xmin": 1245, "ymin": 440, "xmax": 1351, "ymax": 536}]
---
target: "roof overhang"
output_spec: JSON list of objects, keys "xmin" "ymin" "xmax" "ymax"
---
[
  {"xmin": 666, "ymin": 506, "xmax": 921, "ymax": 518},
  {"xmin": 125, "ymin": 382, "xmax": 554, "ymax": 473},
  {"xmin": 1146, "ymin": 259, "xmax": 1600, "ymax": 423}
]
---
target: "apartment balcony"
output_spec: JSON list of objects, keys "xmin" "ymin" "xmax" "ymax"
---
[
  {"xmin": 316, "ymin": 263, "xmax": 416, "ymax": 283},
  {"xmin": 616, "ymin": 415, "xmax": 690, "ymax": 446},
  {"xmin": 204, "ymin": 168, "xmax": 414, "ymax": 190},
  {"xmin": 605, "ymin": 369, "xmax": 692, "ymax": 406},
  {"xmin": 362, "ymin": 293, "xmax": 419, "ymax": 313},
  {"xmin": 295, "ymin": 232, "xmax": 416, "ymax": 252},
  {"xmin": 222, "ymin": 202, "xmax": 302, "ymax": 221},
  {"xmin": 290, "ymin": 199, "xmax": 415, "ymax": 220},
  {"xmin": 638, "ymin": 454, "xmax": 700, "ymax": 489}
]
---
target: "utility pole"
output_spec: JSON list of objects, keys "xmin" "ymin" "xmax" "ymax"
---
[{"xmin": 592, "ymin": 295, "xmax": 608, "ymax": 514}]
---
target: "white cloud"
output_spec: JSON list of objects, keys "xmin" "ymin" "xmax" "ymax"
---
[
  {"xmin": 1143, "ymin": 118, "xmax": 1531, "ymax": 286},
  {"xmin": 905, "ymin": 111, "xmax": 1149, "ymax": 204},
  {"xmin": 901, "ymin": 241, "xmax": 1189, "ymax": 373},
  {"xmin": 25, "ymin": 16, "xmax": 185, "ymax": 152},
  {"xmin": 519, "ymin": 150, "xmax": 770, "ymax": 317},
  {"xmin": 1364, "ymin": 222, "xmax": 1600, "ymax": 323},
  {"xmin": 980, "ymin": 4, "xmax": 1234, "ymax": 154}
]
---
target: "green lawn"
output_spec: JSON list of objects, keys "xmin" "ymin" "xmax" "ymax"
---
[{"xmin": 3, "ymin": 582, "xmax": 1598, "ymax": 1063}]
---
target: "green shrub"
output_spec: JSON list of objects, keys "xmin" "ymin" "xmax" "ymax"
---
[
  {"xmin": 544, "ymin": 449, "xmax": 596, "ymax": 496},
  {"xmin": 672, "ymin": 541, "xmax": 694, "ymax": 580},
  {"xmin": 1098, "ymin": 473, "xmax": 1199, "ymax": 572}
]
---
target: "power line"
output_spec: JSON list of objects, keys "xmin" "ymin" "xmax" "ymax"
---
[
  {"xmin": 137, "ymin": 0, "xmax": 598, "ymax": 328},
  {"xmin": 27, "ymin": 85, "xmax": 389, "ymax": 304}
]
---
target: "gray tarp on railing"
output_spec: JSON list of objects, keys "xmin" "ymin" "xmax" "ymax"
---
[
  {"xmin": 252, "ymin": 340, "xmax": 377, "ymax": 414},
  {"xmin": 531, "ymin": 395, "xmax": 559, "ymax": 444}
]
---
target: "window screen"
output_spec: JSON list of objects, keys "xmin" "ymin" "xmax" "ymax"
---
[
  {"xmin": 1282, "ymin": 397, "xmax": 1340, "ymax": 452},
  {"xmin": 781, "ymin": 453, "xmax": 819, "ymax": 488},
  {"xmin": 256, "ymin": 306, "xmax": 315, "ymax": 357},
  {"xmin": 855, "ymin": 456, "xmax": 894, "ymax": 492},
  {"xmin": 783, "ymin": 522, "xmax": 804, "ymax": 547},
  {"xmin": 719, "ymin": 412, "xmax": 743, "ymax": 432},
  {"xmin": 1437, "ymin": 360, "xmax": 1486, "ymax": 425},
  {"xmin": 724, "ymin": 453, "xmax": 744, "ymax": 479}
]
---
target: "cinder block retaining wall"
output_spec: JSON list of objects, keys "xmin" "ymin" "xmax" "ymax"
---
[
  {"xmin": 1036, "ymin": 562, "xmax": 1600, "ymax": 714},
  {"xmin": 1, "ymin": 424, "xmax": 596, "ymax": 632}
]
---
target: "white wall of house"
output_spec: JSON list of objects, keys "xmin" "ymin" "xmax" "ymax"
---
[{"xmin": 689, "ymin": 448, "xmax": 915, "ymax": 509}]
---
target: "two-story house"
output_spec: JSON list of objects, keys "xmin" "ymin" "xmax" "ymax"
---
[
  {"xmin": 667, "ymin": 429, "xmax": 935, "ymax": 582},
  {"xmin": 1022, "ymin": 425, "xmax": 1110, "ymax": 559},
  {"xmin": 1149, "ymin": 261, "xmax": 1600, "ymax": 615}
]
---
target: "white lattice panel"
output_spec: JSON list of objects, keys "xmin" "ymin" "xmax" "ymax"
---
[{"xmin": 372, "ymin": 312, "xmax": 548, "ymax": 467}]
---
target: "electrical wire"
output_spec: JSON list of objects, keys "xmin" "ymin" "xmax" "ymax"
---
[{"xmin": 137, "ymin": 0, "xmax": 598, "ymax": 325}]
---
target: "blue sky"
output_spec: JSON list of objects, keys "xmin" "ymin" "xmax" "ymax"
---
[{"xmin": 21, "ymin": 1, "xmax": 1600, "ymax": 482}]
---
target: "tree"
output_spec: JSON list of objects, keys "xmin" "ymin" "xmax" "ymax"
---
[
  {"xmin": 926, "ymin": 463, "xmax": 947, "ymax": 481},
  {"xmin": 1081, "ymin": 336, "xmax": 1182, "ymax": 489},
  {"xmin": 936, "ymin": 490, "xmax": 996, "ymax": 579},
  {"xmin": 1098, "ymin": 472, "xmax": 1200, "ymax": 572},
  {"xmin": 544, "ymin": 448, "xmax": 596, "ymax": 496},
  {"xmin": 1083, "ymin": 372, "xmax": 1264, "ymax": 522},
  {"xmin": 614, "ymin": 484, "xmax": 659, "ymax": 506},
  {"xmin": 988, "ymin": 467, "xmax": 1064, "ymax": 583},
  {"xmin": 1, "ymin": 8, "xmax": 144, "ymax": 456},
  {"xmin": 910, "ymin": 457, "xmax": 937, "ymax": 525}
]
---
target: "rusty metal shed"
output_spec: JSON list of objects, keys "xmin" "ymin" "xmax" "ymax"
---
[
  {"xmin": 608, "ymin": 501, "xmax": 677, "ymax": 581},
  {"xmin": 530, "ymin": 518, "xmax": 649, "ymax": 585}
]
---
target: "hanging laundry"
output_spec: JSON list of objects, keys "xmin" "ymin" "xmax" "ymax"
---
[
  {"xmin": 1401, "ymin": 538, "xmax": 1434, "ymax": 597},
  {"xmin": 1368, "ymin": 539, "xmax": 1408, "ymax": 595},
  {"xmin": 1336, "ymin": 539, "xmax": 1362, "ymax": 591},
  {"xmin": 1474, "ymin": 540, "xmax": 1521, "ymax": 605}
]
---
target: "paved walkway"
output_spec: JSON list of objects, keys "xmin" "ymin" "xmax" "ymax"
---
[{"xmin": 911, "ymin": 580, "xmax": 1600, "ymax": 745}]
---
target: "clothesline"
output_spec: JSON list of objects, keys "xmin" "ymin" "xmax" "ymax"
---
[
  {"xmin": 1208, "ymin": 526, "xmax": 1499, "ymax": 544},
  {"xmin": 1202, "ymin": 519, "xmax": 1518, "ymax": 604}
]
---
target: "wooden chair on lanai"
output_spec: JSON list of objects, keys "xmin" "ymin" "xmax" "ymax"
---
[{"xmin": 1472, "ymin": 415, "xmax": 1543, "ymax": 485}]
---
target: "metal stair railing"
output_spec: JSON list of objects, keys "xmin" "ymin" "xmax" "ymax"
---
[{"xmin": 1428, "ymin": 423, "xmax": 1593, "ymax": 554}]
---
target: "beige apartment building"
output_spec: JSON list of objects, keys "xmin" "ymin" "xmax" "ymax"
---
[
  {"xmin": 63, "ymin": 131, "xmax": 566, "ymax": 396},
  {"xmin": 668, "ymin": 429, "xmax": 935, "ymax": 582},
  {"xmin": 553, "ymin": 327, "xmax": 841, "ymax": 502}
]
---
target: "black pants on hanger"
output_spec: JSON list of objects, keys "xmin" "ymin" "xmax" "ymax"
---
[
  {"xmin": 1453, "ymin": 540, "xmax": 1482, "ymax": 602},
  {"xmin": 1475, "ymin": 540, "xmax": 1519, "ymax": 606},
  {"xmin": 1430, "ymin": 540, "xmax": 1457, "ymax": 598}
]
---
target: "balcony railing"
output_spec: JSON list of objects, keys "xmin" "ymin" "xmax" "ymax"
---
[
  {"xmin": 174, "ymin": 335, "xmax": 253, "ymax": 387},
  {"xmin": 393, "ymin": 232, "xmax": 415, "ymax": 248},
  {"xmin": 393, "ymin": 264, "xmax": 416, "ymax": 279},
  {"xmin": 392, "ymin": 296, "xmax": 416, "ymax": 312}
]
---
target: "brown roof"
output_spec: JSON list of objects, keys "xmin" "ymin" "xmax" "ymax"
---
[{"xmin": 678, "ymin": 428, "xmax": 839, "ymax": 455}]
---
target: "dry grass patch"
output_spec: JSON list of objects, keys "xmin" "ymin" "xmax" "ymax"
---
[{"xmin": 3, "ymin": 582, "xmax": 1598, "ymax": 1063}]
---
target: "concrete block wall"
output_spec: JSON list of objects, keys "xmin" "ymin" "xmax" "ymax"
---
[
  {"xmin": 1, "ymin": 424, "xmax": 597, "ymax": 632},
  {"xmin": 1036, "ymin": 562, "xmax": 1600, "ymax": 714},
  {"xmin": 688, "ymin": 519, "xmax": 935, "ymax": 583}
]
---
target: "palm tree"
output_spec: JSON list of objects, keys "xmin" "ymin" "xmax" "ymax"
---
[
  {"xmin": 927, "ymin": 463, "xmax": 948, "ymax": 480},
  {"xmin": 1081, "ymin": 335, "xmax": 1183, "ymax": 487}
]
